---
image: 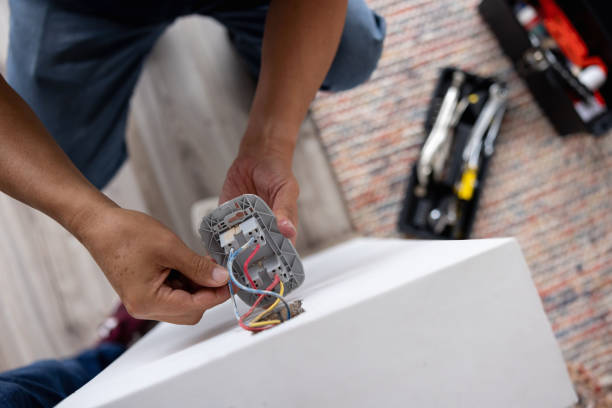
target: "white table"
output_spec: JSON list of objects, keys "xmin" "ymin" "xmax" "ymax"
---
[{"xmin": 59, "ymin": 238, "xmax": 577, "ymax": 408}]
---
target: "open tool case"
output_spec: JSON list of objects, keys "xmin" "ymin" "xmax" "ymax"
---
[
  {"xmin": 398, "ymin": 68, "xmax": 506, "ymax": 239},
  {"xmin": 479, "ymin": 0, "xmax": 612, "ymax": 135}
]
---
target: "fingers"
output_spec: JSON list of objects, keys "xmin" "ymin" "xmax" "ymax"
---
[
  {"xmin": 272, "ymin": 178, "xmax": 299, "ymax": 242},
  {"xmin": 124, "ymin": 273, "xmax": 231, "ymax": 324},
  {"xmin": 153, "ymin": 285, "xmax": 231, "ymax": 325},
  {"xmin": 168, "ymin": 240, "xmax": 229, "ymax": 288},
  {"xmin": 128, "ymin": 285, "xmax": 230, "ymax": 324}
]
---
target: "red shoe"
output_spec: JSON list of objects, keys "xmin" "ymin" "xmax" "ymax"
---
[{"xmin": 97, "ymin": 304, "xmax": 157, "ymax": 348}]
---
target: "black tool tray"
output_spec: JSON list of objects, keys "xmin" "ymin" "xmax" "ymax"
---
[
  {"xmin": 397, "ymin": 67, "xmax": 504, "ymax": 239},
  {"xmin": 479, "ymin": 0, "xmax": 612, "ymax": 136}
]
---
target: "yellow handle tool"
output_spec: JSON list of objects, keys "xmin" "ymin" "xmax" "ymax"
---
[{"xmin": 456, "ymin": 167, "xmax": 478, "ymax": 201}]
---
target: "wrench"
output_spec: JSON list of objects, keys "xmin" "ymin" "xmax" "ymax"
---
[
  {"xmin": 483, "ymin": 102, "xmax": 506, "ymax": 157},
  {"xmin": 456, "ymin": 83, "xmax": 507, "ymax": 201}
]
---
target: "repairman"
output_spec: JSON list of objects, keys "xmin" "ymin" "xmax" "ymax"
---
[{"xmin": 0, "ymin": 0, "xmax": 386, "ymax": 406}]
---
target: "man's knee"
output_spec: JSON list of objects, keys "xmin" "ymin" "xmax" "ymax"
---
[{"xmin": 322, "ymin": 0, "xmax": 386, "ymax": 92}]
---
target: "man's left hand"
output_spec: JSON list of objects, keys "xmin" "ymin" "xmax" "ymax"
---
[{"xmin": 220, "ymin": 151, "xmax": 299, "ymax": 244}]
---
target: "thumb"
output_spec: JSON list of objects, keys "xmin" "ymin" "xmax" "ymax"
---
[
  {"xmin": 171, "ymin": 243, "xmax": 229, "ymax": 288},
  {"xmin": 272, "ymin": 179, "xmax": 299, "ymax": 242}
]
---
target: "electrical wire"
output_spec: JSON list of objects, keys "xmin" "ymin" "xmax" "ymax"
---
[
  {"xmin": 228, "ymin": 239, "xmax": 291, "ymax": 320},
  {"xmin": 228, "ymin": 277, "xmax": 242, "ymax": 322},
  {"xmin": 239, "ymin": 245, "xmax": 282, "ymax": 328},
  {"xmin": 242, "ymin": 243, "xmax": 260, "ymax": 289},
  {"xmin": 250, "ymin": 281, "xmax": 284, "ymax": 327},
  {"xmin": 238, "ymin": 277, "xmax": 280, "ymax": 332},
  {"xmin": 239, "ymin": 275, "xmax": 281, "ymax": 330},
  {"xmin": 226, "ymin": 237, "xmax": 292, "ymax": 332}
]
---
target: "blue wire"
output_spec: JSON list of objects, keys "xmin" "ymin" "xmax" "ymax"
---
[
  {"xmin": 227, "ymin": 239, "xmax": 291, "ymax": 321},
  {"xmin": 227, "ymin": 279, "xmax": 241, "ymax": 321},
  {"xmin": 227, "ymin": 243, "xmax": 249, "ymax": 322},
  {"xmin": 229, "ymin": 245, "xmax": 291, "ymax": 320},
  {"xmin": 227, "ymin": 244, "xmax": 247, "ymax": 322}
]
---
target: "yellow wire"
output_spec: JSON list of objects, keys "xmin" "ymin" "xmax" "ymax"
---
[
  {"xmin": 248, "ymin": 319, "xmax": 281, "ymax": 328},
  {"xmin": 249, "ymin": 280, "xmax": 285, "ymax": 327}
]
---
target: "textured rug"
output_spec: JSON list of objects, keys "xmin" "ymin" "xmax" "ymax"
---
[{"xmin": 311, "ymin": 0, "xmax": 612, "ymax": 405}]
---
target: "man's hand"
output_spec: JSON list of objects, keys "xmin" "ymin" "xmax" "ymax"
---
[
  {"xmin": 77, "ymin": 207, "xmax": 230, "ymax": 325},
  {"xmin": 220, "ymin": 0, "xmax": 347, "ymax": 242},
  {"xmin": 0, "ymin": 76, "xmax": 230, "ymax": 325},
  {"xmin": 220, "ymin": 151, "xmax": 299, "ymax": 243}
]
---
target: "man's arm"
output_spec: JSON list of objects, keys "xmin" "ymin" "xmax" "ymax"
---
[
  {"xmin": 220, "ymin": 0, "xmax": 348, "ymax": 241},
  {"xmin": 0, "ymin": 75, "xmax": 229, "ymax": 325}
]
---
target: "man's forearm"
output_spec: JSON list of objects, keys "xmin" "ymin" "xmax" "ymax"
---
[
  {"xmin": 240, "ymin": 0, "xmax": 348, "ymax": 160},
  {"xmin": 0, "ymin": 75, "xmax": 116, "ymax": 239}
]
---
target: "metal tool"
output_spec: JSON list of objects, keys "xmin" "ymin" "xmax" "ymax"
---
[
  {"xmin": 456, "ymin": 83, "xmax": 507, "ymax": 201},
  {"xmin": 483, "ymin": 102, "xmax": 506, "ymax": 157},
  {"xmin": 415, "ymin": 71, "xmax": 465, "ymax": 196},
  {"xmin": 450, "ymin": 94, "xmax": 472, "ymax": 128}
]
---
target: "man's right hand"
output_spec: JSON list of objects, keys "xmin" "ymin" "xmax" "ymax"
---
[
  {"xmin": 76, "ymin": 207, "xmax": 230, "ymax": 325},
  {"xmin": 0, "ymin": 76, "xmax": 229, "ymax": 324},
  {"xmin": 0, "ymin": 76, "xmax": 229, "ymax": 325}
]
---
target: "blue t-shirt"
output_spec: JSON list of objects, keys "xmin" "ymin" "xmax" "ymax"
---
[{"xmin": 50, "ymin": 0, "xmax": 267, "ymax": 24}]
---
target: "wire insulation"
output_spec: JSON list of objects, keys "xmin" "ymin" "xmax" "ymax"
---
[
  {"xmin": 226, "ymin": 237, "xmax": 292, "ymax": 332},
  {"xmin": 239, "ymin": 275, "xmax": 281, "ymax": 329},
  {"xmin": 242, "ymin": 243, "xmax": 260, "ymax": 289},
  {"xmin": 250, "ymin": 281, "xmax": 285, "ymax": 326},
  {"xmin": 228, "ymin": 240, "xmax": 291, "ymax": 320}
]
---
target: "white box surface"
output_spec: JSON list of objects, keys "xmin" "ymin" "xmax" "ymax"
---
[{"xmin": 59, "ymin": 238, "xmax": 576, "ymax": 408}]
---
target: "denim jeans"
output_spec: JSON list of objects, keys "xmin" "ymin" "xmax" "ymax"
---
[
  {"xmin": 0, "ymin": 342, "xmax": 125, "ymax": 408},
  {"xmin": 6, "ymin": 0, "xmax": 386, "ymax": 189}
]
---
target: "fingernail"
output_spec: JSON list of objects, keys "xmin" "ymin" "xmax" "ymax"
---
[
  {"xmin": 279, "ymin": 219, "xmax": 296, "ymax": 237},
  {"xmin": 213, "ymin": 267, "xmax": 229, "ymax": 283}
]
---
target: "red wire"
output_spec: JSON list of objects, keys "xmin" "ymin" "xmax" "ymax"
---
[
  {"xmin": 238, "ymin": 321, "xmax": 265, "ymax": 332},
  {"xmin": 243, "ymin": 243, "xmax": 260, "ymax": 289},
  {"xmin": 237, "ymin": 243, "xmax": 282, "ymax": 333},
  {"xmin": 238, "ymin": 274, "xmax": 280, "ymax": 332}
]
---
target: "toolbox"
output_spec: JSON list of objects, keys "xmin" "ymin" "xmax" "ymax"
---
[
  {"xmin": 479, "ymin": 0, "xmax": 612, "ymax": 136},
  {"xmin": 398, "ymin": 68, "xmax": 507, "ymax": 239}
]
